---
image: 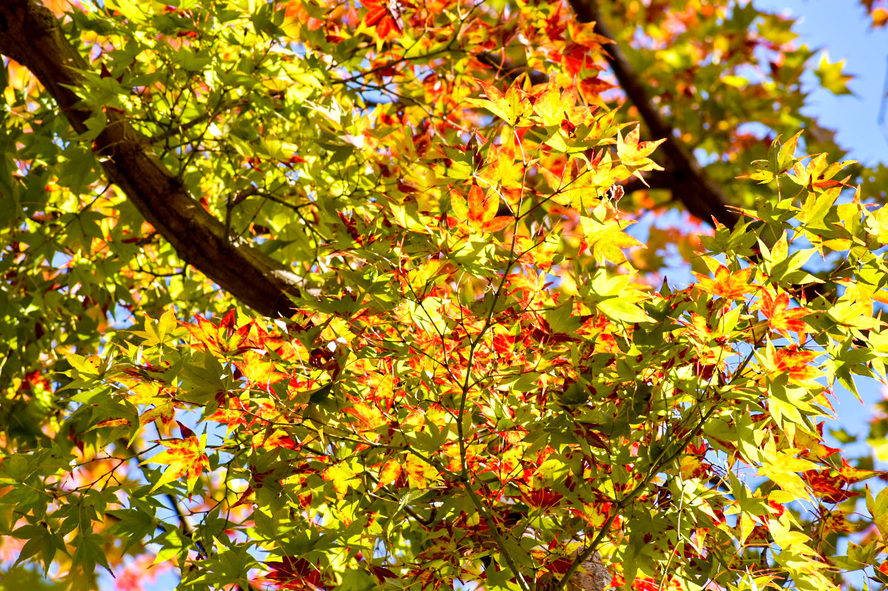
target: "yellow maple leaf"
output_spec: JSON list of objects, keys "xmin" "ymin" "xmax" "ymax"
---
[
  {"xmin": 616, "ymin": 126, "xmax": 665, "ymax": 169},
  {"xmin": 146, "ymin": 425, "xmax": 209, "ymax": 492},
  {"xmin": 405, "ymin": 455, "xmax": 438, "ymax": 489},
  {"xmin": 534, "ymin": 79, "xmax": 578, "ymax": 127},
  {"xmin": 694, "ymin": 265, "xmax": 755, "ymax": 300},
  {"xmin": 323, "ymin": 462, "xmax": 361, "ymax": 499},
  {"xmin": 581, "ymin": 212, "xmax": 644, "ymax": 264},
  {"xmin": 760, "ymin": 439, "xmax": 818, "ymax": 501}
]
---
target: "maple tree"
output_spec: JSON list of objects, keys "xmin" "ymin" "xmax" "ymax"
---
[{"xmin": 2, "ymin": 0, "xmax": 888, "ymax": 590}]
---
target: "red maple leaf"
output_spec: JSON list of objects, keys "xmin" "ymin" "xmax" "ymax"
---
[
  {"xmin": 759, "ymin": 289, "xmax": 810, "ymax": 337},
  {"xmin": 363, "ymin": 0, "xmax": 403, "ymax": 38},
  {"xmin": 802, "ymin": 469, "xmax": 860, "ymax": 503},
  {"xmin": 263, "ymin": 557, "xmax": 326, "ymax": 590}
]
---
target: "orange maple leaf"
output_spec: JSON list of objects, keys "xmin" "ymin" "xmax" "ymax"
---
[
  {"xmin": 376, "ymin": 458, "xmax": 402, "ymax": 490},
  {"xmin": 452, "ymin": 184, "xmax": 511, "ymax": 233},
  {"xmin": 771, "ymin": 346, "xmax": 820, "ymax": 383},
  {"xmin": 237, "ymin": 349, "xmax": 288, "ymax": 387},
  {"xmin": 344, "ymin": 401, "xmax": 385, "ymax": 442},
  {"xmin": 759, "ymin": 289, "xmax": 811, "ymax": 338},
  {"xmin": 837, "ymin": 457, "xmax": 879, "ymax": 484},
  {"xmin": 206, "ymin": 396, "xmax": 249, "ymax": 429},
  {"xmin": 802, "ymin": 468, "xmax": 860, "ymax": 503},
  {"xmin": 694, "ymin": 265, "xmax": 755, "ymax": 300},
  {"xmin": 467, "ymin": 184, "xmax": 498, "ymax": 225}
]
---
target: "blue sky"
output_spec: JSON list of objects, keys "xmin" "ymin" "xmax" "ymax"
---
[{"xmin": 755, "ymin": 0, "xmax": 888, "ymax": 165}]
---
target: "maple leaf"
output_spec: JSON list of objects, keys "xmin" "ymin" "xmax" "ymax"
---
[
  {"xmin": 94, "ymin": 417, "xmax": 130, "ymax": 429},
  {"xmin": 206, "ymin": 396, "xmax": 249, "ymax": 430},
  {"xmin": 539, "ymin": 158, "xmax": 612, "ymax": 211},
  {"xmin": 758, "ymin": 289, "xmax": 811, "ymax": 338},
  {"xmin": 363, "ymin": 0, "xmax": 403, "ymax": 38},
  {"xmin": 868, "ymin": 487, "xmax": 888, "ymax": 540},
  {"xmin": 814, "ymin": 53, "xmax": 854, "ymax": 95},
  {"xmin": 236, "ymin": 349, "xmax": 288, "ymax": 387},
  {"xmin": 376, "ymin": 458, "xmax": 402, "ymax": 489},
  {"xmin": 344, "ymin": 400, "xmax": 385, "ymax": 441},
  {"xmin": 466, "ymin": 79, "xmax": 530, "ymax": 126},
  {"xmin": 579, "ymin": 75, "xmax": 616, "ymax": 100},
  {"xmin": 476, "ymin": 131, "xmax": 525, "ymax": 189},
  {"xmin": 183, "ymin": 314, "xmax": 224, "ymax": 353},
  {"xmin": 467, "ymin": 183, "xmax": 497, "ymax": 225},
  {"xmin": 523, "ymin": 488, "xmax": 563, "ymax": 510},
  {"xmin": 580, "ymin": 210, "xmax": 644, "ymax": 264},
  {"xmin": 368, "ymin": 564, "xmax": 399, "ymax": 583},
  {"xmin": 568, "ymin": 20, "xmax": 615, "ymax": 49},
  {"xmin": 760, "ymin": 343, "xmax": 821, "ymax": 384},
  {"xmin": 802, "ymin": 468, "xmax": 860, "ymax": 503},
  {"xmin": 877, "ymin": 562, "xmax": 888, "ymax": 586},
  {"xmin": 263, "ymin": 557, "xmax": 326, "ymax": 591},
  {"xmin": 404, "ymin": 454, "xmax": 437, "ymax": 488},
  {"xmin": 452, "ymin": 184, "xmax": 512, "ymax": 233},
  {"xmin": 693, "ymin": 265, "xmax": 755, "ymax": 300},
  {"xmin": 837, "ymin": 457, "xmax": 879, "ymax": 484},
  {"xmin": 794, "ymin": 427, "xmax": 842, "ymax": 462},
  {"xmin": 138, "ymin": 401, "xmax": 176, "ymax": 433},
  {"xmin": 533, "ymin": 79, "xmax": 578, "ymax": 127},
  {"xmin": 323, "ymin": 462, "xmax": 361, "ymax": 498},
  {"xmin": 760, "ymin": 439, "xmax": 818, "ymax": 501},
  {"xmin": 679, "ymin": 455, "xmax": 710, "ymax": 480},
  {"xmin": 616, "ymin": 126, "xmax": 665, "ymax": 170},
  {"xmin": 146, "ymin": 422, "xmax": 209, "ymax": 492}
]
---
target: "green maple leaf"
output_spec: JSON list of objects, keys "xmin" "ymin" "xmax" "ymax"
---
[{"xmin": 815, "ymin": 53, "xmax": 854, "ymax": 95}]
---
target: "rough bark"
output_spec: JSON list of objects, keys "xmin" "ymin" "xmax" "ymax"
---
[{"xmin": 0, "ymin": 0, "xmax": 301, "ymax": 318}]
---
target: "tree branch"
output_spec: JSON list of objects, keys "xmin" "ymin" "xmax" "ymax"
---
[
  {"xmin": 567, "ymin": 0, "xmax": 739, "ymax": 229},
  {"xmin": 473, "ymin": 2, "xmax": 740, "ymax": 229},
  {"xmin": 0, "ymin": 0, "xmax": 301, "ymax": 317},
  {"xmin": 476, "ymin": 52, "xmax": 549, "ymax": 85}
]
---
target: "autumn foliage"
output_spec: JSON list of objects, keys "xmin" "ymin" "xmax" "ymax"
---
[{"xmin": 1, "ymin": 1, "xmax": 888, "ymax": 591}]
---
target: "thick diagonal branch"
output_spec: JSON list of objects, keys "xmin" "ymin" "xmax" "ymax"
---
[
  {"xmin": 568, "ymin": 0, "xmax": 740, "ymax": 229},
  {"xmin": 0, "ymin": 0, "xmax": 300, "ymax": 317}
]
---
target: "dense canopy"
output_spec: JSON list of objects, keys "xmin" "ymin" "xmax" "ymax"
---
[{"xmin": 1, "ymin": 1, "xmax": 888, "ymax": 590}]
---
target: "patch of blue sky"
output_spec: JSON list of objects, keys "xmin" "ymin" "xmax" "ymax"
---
[{"xmin": 753, "ymin": 0, "xmax": 888, "ymax": 166}]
